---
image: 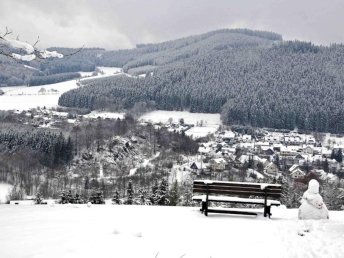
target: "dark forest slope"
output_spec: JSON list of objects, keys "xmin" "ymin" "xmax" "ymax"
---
[{"xmin": 59, "ymin": 29, "xmax": 344, "ymax": 133}]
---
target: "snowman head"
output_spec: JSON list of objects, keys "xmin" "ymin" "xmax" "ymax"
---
[{"xmin": 307, "ymin": 179, "xmax": 319, "ymax": 194}]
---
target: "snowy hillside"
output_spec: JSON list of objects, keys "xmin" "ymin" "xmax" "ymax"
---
[
  {"xmin": 0, "ymin": 67, "xmax": 123, "ymax": 111},
  {"xmin": 0, "ymin": 205, "xmax": 342, "ymax": 258}
]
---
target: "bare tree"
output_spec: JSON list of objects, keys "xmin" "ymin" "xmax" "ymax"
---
[{"xmin": 0, "ymin": 27, "xmax": 83, "ymax": 61}]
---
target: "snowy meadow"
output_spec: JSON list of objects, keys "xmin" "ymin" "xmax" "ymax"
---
[
  {"xmin": 0, "ymin": 67, "xmax": 122, "ymax": 111},
  {"xmin": 0, "ymin": 205, "xmax": 343, "ymax": 258},
  {"xmin": 140, "ymin": 111, "xmax": 221, "ymax": 139}
]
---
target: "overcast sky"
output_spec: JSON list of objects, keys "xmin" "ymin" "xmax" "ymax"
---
[{"xmin": 1, "ymin": 0, "xmax": 343, "ymax": 50}]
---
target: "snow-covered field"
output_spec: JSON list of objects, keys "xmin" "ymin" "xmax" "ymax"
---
[
  {"xmin": 185, "ymin": 125, "xmax": 219, "ymax": 139},
  {"xmin": 0, "ymin": 205, "xmax": 342, "ymax": 258},
  {"xmin": 0, "ymin": 67, "xmax": 122, "ymax": 111},
  {"xmin": 83, "ymin": 111, "xmax": 125, "ymax": 120},
  {"xmin": 0, "ymin": 183, "xmax": 12, "ymax": 203},
  {"xmin": 140, "ymin": 111, "xmax": 221, "ymax": 138},
  {"xmin": 0, "ymin": 80, "xmax": 78, "ymax": 111},
  {"xmin": 323, "ymin": 133, "xmax": 344, "ymax": 147},
  {"xmin": 140, "ymin": 111, "xmax": 221, "ymax": 126}
]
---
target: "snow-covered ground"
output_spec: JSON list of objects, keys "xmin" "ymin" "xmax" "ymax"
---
[
  {"xmin": 0, "ymin": 183, "xmax": 12, "ymax": 203},
  {"xmin": 96, "ymin": 66, "xmax": 122, "ymax": 75},
  {"xmin": 129, "ymin": 152, "xmax": 160, "ymax": 176},
  {"xmin": 185, "ymin": 125, "xmax": 219, "ymax": 139},
  {"xmin": 0, "ymin": 205, "xmax": 342, "ymax": 258},
  {"xmin": 323, "ymin": 133, "xmax": 344, "ymax": 148},
  {"xmin": 0, "ymin": 67, "xmax": 123, "ymax": 111},
  {"xmin": 140, "ymin": 111, "xmax": 221, "ymax": 139},
  {"xmin": 83, "ymin": 111, "xmax": 125, "ymax": 120},
  {"xmin": 140, "ymin": 111, "xmax": 221, "ymax": 126},
  {"xmin": 0, "ymin": 80, "xmax": 78, "ymax": 111}
]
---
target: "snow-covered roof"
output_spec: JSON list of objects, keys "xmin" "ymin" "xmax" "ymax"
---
[
  {"xmin": 198, "ymin": 146, "xmax": 211, "ymax": 154},
  {"xmin": 290, "ymin": 168, "xmax": 305, "ymax": 176},
  {"xmin": 289, "ymin": 164, "xmax": 299, "ymax": 172},
  {"xmin": 213, "ymin": 158, "xmax": 226, "ymax": 164}
]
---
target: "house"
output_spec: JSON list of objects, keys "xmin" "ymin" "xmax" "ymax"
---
[
  {"xmin": 280, "ymin": 146, "xmax": 298, "ymax": 157},
  {"xmin": 264, "ymin": 134, "xmax": 282, "ymax": 144},
  {"xmin": 284, "ymin": 135, "xmax": 302, "ymax": 146},
  {"xmin": 294, "ymin": 154, "xmax": 306, "ymax": 165},
  {"xmin": 261, "ymin": 147, "xmax": 275, "ymax": 157},
  {"xmin": 290, "ymin": 168, "xmax": 306, "ymax": 179},
  {"xmin": 210, "ymin": 158, "xmax": 227, "ymax": 171},
  {"xmin": 238, "ymin": 142, "xmax": 255, "ymax": 151},
  {"xmin": 222, "ymin": 131, "xmax": 236, "ymax": 141},
  {"xmin": 306, "ymin": 137, "xmax": 316, "ymax": 145},
  {"xmin": 289, "ymin": 164, "xmax": 300, "ymax": 173},
  {"xmin": 264, "ymin": 162, "xmax": 279, "ymax": 176},
  {"xmin": 303, "ymin": 145, "xmax": 314, "ymax": 155},
  {"xmin": 242, "ymin": 134, "xmax": 252, "ymax": 142},
  {"xmin": 190, "ymin": 162, "xmax": 199, "ymax": 172}
]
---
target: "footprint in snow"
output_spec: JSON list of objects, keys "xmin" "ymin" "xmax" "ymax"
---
[
  {"xmin": 112, "ymin": 229, "xmax": 120, "ymax": 235},
  {"xmin": 134, "ymin": 232, "xmax": 143, "ymax": 238}
]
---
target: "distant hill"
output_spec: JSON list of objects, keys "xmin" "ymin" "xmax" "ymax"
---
[
  {"xmin": 58, "ymin": 29, "xmax": 344, "ymax": 133},
  {"xmin": 0, "ymin": 29, "xmax": 280, "ymax": 87},
  {"xmin": 0, "ymin": 48, "xmax": 104, "ymax": 86},
  {"xmin": 4, "ymin": 28, "xmax": 344, "ymax": 133}
]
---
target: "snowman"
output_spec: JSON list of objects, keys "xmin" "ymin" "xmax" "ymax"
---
[
  {"xmin": 298, "ymin": 179, "xmax": 329, "ymax": 220},
  {"xmin": 298, "ymin": 179, "xmax": 329, "ymax": 236}
]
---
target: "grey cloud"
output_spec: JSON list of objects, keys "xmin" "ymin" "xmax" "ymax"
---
[{"xmin": 0, "ymin": 0, "xmax": 343, "ymax": 50}]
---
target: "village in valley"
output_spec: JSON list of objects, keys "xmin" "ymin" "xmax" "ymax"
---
[{"xmin": 9, "ymin": 107, "xmax": 344, "ymax": 187}]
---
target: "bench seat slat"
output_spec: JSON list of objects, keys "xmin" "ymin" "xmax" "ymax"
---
[
  {"xmin": 192, "ymin": 195, "xmax": 281, "ymax": 206},
  {"xmin": 193, "ymin": 189, "xmax": 281, "ymax": 198},
  {"xmin": 193, "ymin": 186, "xmax": 281, "ymax": 194},
  {"xmin": 193, "ymin": 180, "xmax": 281, "ymax": 189}
]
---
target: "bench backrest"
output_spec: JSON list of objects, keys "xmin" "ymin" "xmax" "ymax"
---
[{"xmin": 193, "ymin": 180, "xmax": 282, "ymax": 199}]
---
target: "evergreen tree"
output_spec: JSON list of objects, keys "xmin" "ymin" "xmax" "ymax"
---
[
  {"xmin": 323, "ymin": 158, "xmax": 329, "ymax": 172},
  {"xmin": 157, "ymin": 178, "xmax": 169, "ymax": 205},
  {"xmin": 34, "ymin": 191, "xmax": 43, "ymax": 204},
  {"xmin": 138, "ymin": 189, "xmax": 147, "ymax": 205},
  {"xmin": 89, "ymin": 189, "xmax": 105, "ymax": 204},
  {"xmin": 169, "ymin": 180, "xmax": 180, "ymax": 206},
  {"xmin": 149, "ymin": 180, "xmax": 159, "ymax": 205},
  {"xmin": 125, "ymin": 180, "xmax": 134, "ymax": 205},
  {"xmin": 337, "ymin": 149, "xmax": 343, "ymax": 163},
  {"xmin": 112, "ymin": 190, "xmax": 121, "ymax": 205}
]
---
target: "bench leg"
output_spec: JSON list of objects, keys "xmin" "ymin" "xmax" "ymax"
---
[
  {"xmin": 204, "ymin": 201, "xmax": 209, "ymax": 216},
  {"xmin": 264, "ymin": 206, "xmax": 271, "ymax": 218},
  {"xmin": 200, "ymin": 201, "xmax": 206, "ymax": 213}
]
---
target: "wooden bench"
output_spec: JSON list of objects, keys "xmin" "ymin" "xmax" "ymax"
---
[{"xmin": 192, "ymin": 180, "xmax": 282, "ymax": 218}]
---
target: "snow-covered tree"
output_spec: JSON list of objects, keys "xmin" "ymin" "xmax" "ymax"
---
[
  {"xmin": 125, "ymin": 180, "xmax": 134, "ymax": 205},
  {"xmin": 138, "ymin": 189, "xmax": 148, "ymax": 205},
  {"xmin": 157, "ymin": 178, "xmax": 169, "ymax": 205},
  {"xmin": 0, "ymin": 27, "xmax": 63, "ymax": 61},
  {"xmin": 34, "ymin": 191, "xmax": 43, "ymax": 204},
  {"xmin": 89, "ymin": 190, "xmax": 105, "ymax": 204},
  {"xmin": 149, "ymin": 180, "xmax": 159, "ymax": 205},
  {"xmin": 112, "ymin": 190, "xmax": 121, "ymax": 205}
]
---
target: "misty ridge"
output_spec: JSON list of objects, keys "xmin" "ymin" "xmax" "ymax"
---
[{"xmin": 2, "ymin": 28, "xmax": 344, "ymax": 134}]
